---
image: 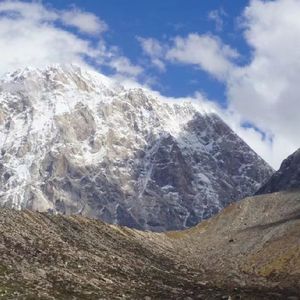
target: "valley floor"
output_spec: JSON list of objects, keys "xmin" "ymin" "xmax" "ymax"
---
[{"xmin": 0, "ymin": 191, "xmax": 300, "ymax": 299}]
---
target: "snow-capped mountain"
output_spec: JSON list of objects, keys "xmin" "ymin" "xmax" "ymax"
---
[{"xmin": 0, "ymin": 64, "xmax": 273, "ymax": 231}]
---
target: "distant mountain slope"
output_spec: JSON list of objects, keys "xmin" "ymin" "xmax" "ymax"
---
[
  {"xmin": 0, "ymin": 65, "xmax": 273, "ymax": 231},
  {"xmin": 0, "ymin": 204, "xmax": 299, "ymax": 299},
  {"xmin": 256, "ymin": 148, "xmax": 300, "ymax": 195},
  {"xmin": 170, "ymin": 190, "xmax": 300, "ymax": 294}
]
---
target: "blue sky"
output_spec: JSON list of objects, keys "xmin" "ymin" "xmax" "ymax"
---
[
  {"xmin": 49, "ymin": 0, "xmax": 249, "ymax": 105},
  {"xmin": 0, "ymin": 0, "xmax": 300, "ymax": 169}
]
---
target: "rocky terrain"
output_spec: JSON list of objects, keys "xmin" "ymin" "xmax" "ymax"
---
[
  {"xmin": 1, "ymin": 194, "xmax": 299, "ymax": 300},
  {"xmin": 171, "ymin": 190, "xmax": 300, "ymax": 292},
  {"xmin": 0, "ymin": 64, "xmax": 273, "ymax": 231},
  {"xmin": 256, "ymin": 148, "xmax": 300, "ymax": 195}
]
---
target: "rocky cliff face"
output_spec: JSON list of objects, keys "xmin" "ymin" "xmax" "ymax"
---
[
  {"xmin": 256, "ymin": 148, "xmax": 300, "ymax": 195},
  {"xmin": 0, "ymin": 64, "xmax": 273, "ymax": 231}
]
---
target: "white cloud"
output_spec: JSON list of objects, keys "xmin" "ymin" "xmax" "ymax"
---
[
  {"xmin": 138, "ymin": 37, "xmax": 163, "ymax": 57},
  {"xmin": 0, "ymin": 1, "xmax": 57, "ymax": 22},
  {"xmin": 166, "ymin": 34, "xmax": 239, "ymax": 80},
  {"xmin": 109, "ymin": 56, "xmax": 143, "ymax": 77},
  {"xmin": 139, "ymin": 0, "xmax": 300, "ymax": 169},
  {"xmin": 0, "ymin": 1, "xmax": 108, "ymax": 36},
  {"xmin": 1, "ymin": 1, "xmax": 299, "ymax": 170},
  {"xmin": 61, "ymin": 9, "xmax": 108, "ymax": 35},
  {"xmin": 137, "ymin": 37, "xmax": 166, "ymax": 71},
  {"xmin": 208, "ymin": 8, "xmax": 227, "ymax": 32},
  {"xmin": 226, "ymin": 0, "xmax": 300, "ymax": 168},
  {"xmin": 0, "ymin": 13, "xmax": 95, "ymax": 74},
  {"xmin": 0, "ymin": 0, "xmax": 141, "ymax": 78}
]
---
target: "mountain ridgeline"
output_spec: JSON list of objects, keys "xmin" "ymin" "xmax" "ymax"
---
[
  {"xmin": 257, "ymin": 148, "xmax": 300, "ymax": 195},
  {"xmin": 0, "ymin": 65, "xmax": 299, "ymax": 299},
  {"xmin": 0, "ymin": 65, "xmax": 273, "ymax": 231}
]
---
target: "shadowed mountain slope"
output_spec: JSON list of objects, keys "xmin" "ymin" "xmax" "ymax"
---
[{"xmin": 256, "ymin": 148, "xmax": 300, "ymax": 195}]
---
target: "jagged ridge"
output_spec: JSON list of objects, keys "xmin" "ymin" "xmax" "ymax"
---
[{"xmin": 0, "ymin": 64, "xmax": 273, "ymax": 231}]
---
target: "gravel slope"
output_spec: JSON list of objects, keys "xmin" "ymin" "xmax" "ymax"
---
[{"xmin": 1, "ymin": 191, "xmax": 300, "ymax": 299}]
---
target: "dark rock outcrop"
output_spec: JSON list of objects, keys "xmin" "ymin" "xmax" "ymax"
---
[{"xmin": 256, "ymin": 148, "xmax": 300, "ymax": 195}]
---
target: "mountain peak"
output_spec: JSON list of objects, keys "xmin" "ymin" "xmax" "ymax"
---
[
  {"xmin": 1, "ymin": 64, "xmax": 123, "ymax": 96},
  {"xmin": 0, "ymin": 65, "xmax": 273, "ymax": 231},
  {"xmin": 3, "ymin": 63, "xmax": 84, "ymax": 81}
]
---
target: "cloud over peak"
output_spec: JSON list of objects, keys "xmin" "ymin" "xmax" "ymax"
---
[
  {"xmin": 0, "ymin": 0, "xmax": 141, "ymax": 78},
  {"xmin": 138, "ymin": 33, "xmax": 239, "ymax": 80},
  {"xmin": 137, "ymin": 0, "xmax": 300, "ymax": 168},
  {"xmin": 1, "ymin": 0, "xmax": 299, "ymax": 169},
  {"xmin": 61, "ymin": 8, "xmax": 108, "ymax": 35},
  {"xmin": 0, "ymin": 1, "xmax": 108, "ymax": 35},
  {"xmin": 137, "ymin": 37, "xmax": 166, "ymax": 71},
  {"xmin": 166, "ymin": 34, "xmax": 239, "ymax": 80}
]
